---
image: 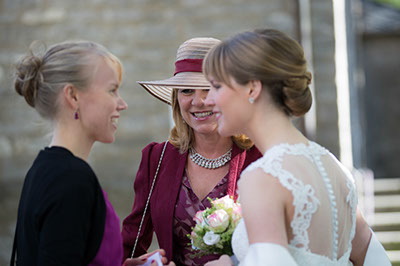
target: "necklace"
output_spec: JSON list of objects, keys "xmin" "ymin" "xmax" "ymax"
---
[{"xmin": 189, "ymin": 147, "xmax": 232, "ymax": 169}]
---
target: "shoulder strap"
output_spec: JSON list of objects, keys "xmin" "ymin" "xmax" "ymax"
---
[{"xmin": 130, "ymin": 140, "xmax": 169, "ymax": 258}]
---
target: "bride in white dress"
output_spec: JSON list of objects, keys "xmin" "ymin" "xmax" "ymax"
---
[{"xmin": 201, "ymin": 29, "xmax": 390, "ymax": 266}]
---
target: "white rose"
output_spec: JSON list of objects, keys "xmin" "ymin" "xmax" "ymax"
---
[{"xmin": 203, "ymin": 231, "xmax": 221, "ymax": 246}]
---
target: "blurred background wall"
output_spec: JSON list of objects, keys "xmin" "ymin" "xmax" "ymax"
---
[
  {"xmin": 0, "ymin": 0, "xmax": 399, "ymax": 264},
  {"xmin": 356, "ymin": 0, "xmax": 400, "ymax": 178}
]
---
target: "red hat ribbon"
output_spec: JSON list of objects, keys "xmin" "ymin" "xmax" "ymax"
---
[{"xmin": 174, "ymin": 58, "xmax": 203, "ymax": 76}]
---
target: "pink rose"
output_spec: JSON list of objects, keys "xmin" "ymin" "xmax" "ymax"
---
[
  {"xmin": 193, "ymin": 210, "xmax": 204, "ymax": 225},
  {"xmin": 213, "ymin": 195, "xmax": 235, "ymax": 211},
  {"xmin": 231, "ymin": 203, "xmax": 242, "ymax": 226},
  {"xmin": 207, "ymin": 209, "xmax": 229, "ymax": 233}
]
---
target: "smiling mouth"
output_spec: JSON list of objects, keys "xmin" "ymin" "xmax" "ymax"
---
[
  {"xmin": 192, "ymin": 111, "xmax": 213, "ymax": 118},
  {"xmin": 111, "ymin": 117, "xmax": 119, "ymax": 125}
]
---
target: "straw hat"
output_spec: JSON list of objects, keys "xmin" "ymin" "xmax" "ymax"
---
[{"xmin": 137, "ymin": 37, "xmax": 221, "ymax": 105}]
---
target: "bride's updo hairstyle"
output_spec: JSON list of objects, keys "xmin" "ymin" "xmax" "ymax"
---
[
  {"xmin": 14, "ymin": 41, "xmax": 122, "ymax": 120},
  {"xmin": 203, "ymin": 29, "xmax": 312, "ymax": 117}
]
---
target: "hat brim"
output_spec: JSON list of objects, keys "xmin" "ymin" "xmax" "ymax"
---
[{"xmin": 137, "ymin": 72, "xmax": 211, "ymax": 105}]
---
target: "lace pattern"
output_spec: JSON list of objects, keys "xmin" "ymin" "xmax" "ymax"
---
[
  {"xmin": 346, "ymin": 175, "xmax": 358, "ymax": 251},
  {"xmin": 232, "ymin": 142, "xmax": 357, "ymax": 265},
  {"xmin": 243, "ymin": 142, "xmax": 326, "ymax": 251}
]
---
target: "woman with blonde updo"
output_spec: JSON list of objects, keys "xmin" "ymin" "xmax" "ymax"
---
[
  {"xmin": 202, "ymin": 29, "xmax": 390, "ymax": 265},
  {"xmin": 12, "ymin": 41, "xmax": 134, "ymax": 265}
]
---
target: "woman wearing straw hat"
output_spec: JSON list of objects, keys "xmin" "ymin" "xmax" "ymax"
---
[{"xmin": 121, "ymin": 38, "xmax": 261, "ymax": 265}]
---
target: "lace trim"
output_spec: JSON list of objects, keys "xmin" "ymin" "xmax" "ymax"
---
[
  {"xmin": 243, "ymin": 142, "xmax": 328, "ymax": 251},
  {"xmin": 346, "ymin": 176, "xmax": 358, "ymax": 249}
]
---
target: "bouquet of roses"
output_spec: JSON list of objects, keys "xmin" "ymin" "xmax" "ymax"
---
[{"xmin": 188, "ymin": 195, "xmax": 242, "ymax": 257}]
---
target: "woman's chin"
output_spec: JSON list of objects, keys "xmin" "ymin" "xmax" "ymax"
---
[{"xmin": 98, "ymin": 135, "xmax": 115, "ymax": 144}]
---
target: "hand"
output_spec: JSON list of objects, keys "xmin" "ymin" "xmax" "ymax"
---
[
  {"xmin": 204, "ymin": 255, "xmax": 233, "ymax": 266},
  {"xmin": 122, "ymin": 249, "xmax": 175, "ymax": 266}
]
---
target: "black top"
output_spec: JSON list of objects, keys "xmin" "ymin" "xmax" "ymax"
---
[{"xmin": 16, "ymin": 146, "xmax": 106, "ymax": 265}]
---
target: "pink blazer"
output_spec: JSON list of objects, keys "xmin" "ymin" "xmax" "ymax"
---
[{"xmin": 121, "ymin": 141, "xmax": 261, "ymax": 261}]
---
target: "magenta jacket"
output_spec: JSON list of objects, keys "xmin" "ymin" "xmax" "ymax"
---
[{"xmin": 121, "ymin": 141, "xmax": 261, "ymax": 261}]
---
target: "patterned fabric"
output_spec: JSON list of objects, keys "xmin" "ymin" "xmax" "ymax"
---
[
  {"xmin": 232, "ymin": 142, "xmax": 357, "ymax": 265},
  {"xmin": 173, "ymin": 170, "xmax": 229, "ymax": 266}
]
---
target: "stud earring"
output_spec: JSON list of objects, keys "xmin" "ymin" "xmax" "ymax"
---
[
  {"xmin": 74, "ymin": 110, "xmax": 79, "ymax": 120},
  {"xmin": 249, "ymin": 97, "xmax": 255, "ymax": 104}
]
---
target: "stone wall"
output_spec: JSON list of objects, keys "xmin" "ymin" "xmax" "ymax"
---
[
  {"xmin": 0, "ymin": 0, "xmax": 303, "ymax": 263},
  {"xmin": 352, "ymin": 0, "xmax": 400, "ymax": 178},
  {"xmin": 308, "ymin": 0, "xmax": 340, "ymax": 156},
  {"xmin": 363, "ymin": 34, "xmax": 400, "ymax": 178}
]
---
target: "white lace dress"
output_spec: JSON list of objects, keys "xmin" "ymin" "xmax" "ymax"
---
[{"xmin": 232, "ymin": 142, "xmax": 357, "ymax": 265}]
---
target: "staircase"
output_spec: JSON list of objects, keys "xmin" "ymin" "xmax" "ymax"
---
[{"xmin": 372, "ymin": 178, "xmax": 400, "ymax": 265}]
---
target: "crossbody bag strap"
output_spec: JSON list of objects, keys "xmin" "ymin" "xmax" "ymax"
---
[{"xmin": 130, "ymin": 140, "xmax": 169, "ymax": 258}]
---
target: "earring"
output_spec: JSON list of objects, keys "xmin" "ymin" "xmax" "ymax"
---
[
  {"xmin": 74, "ymin": 110, "xmax": 79, "ymax": 120},
  {"xmin": 249, "ymin": 97, "xmax": 255, "ymax": 104}
]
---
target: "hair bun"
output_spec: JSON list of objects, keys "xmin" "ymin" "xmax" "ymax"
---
[
  {"xmin": 282, "ymin": 71, "xmax": 312, "ymax": 116},
  {"xmin": 283, "ymin": 71, "xmax": 312, "ymax": 91},
  {"xmin": 14, "ymin": 54, "xmax": 43, "ymax": 107}
]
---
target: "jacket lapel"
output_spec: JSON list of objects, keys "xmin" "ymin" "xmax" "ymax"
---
[{"xmin": 151, "ymin": 143, "xmax": 187, "ymax": 260}]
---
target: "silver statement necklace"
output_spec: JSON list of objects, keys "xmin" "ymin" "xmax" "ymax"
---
[{"xmin": 189, "ymin": 147, "xmax": 232, "ymax": 169}]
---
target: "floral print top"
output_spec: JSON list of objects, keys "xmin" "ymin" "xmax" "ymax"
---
[{"xmin": 172, "ymin": 170, "xmax": 229, "ymax": 266}]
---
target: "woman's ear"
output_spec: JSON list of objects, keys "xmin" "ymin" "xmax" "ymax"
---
[
  {"xmin": 62, "ymin": 84, "xmax": 79, "ymax": 109},
  {"xmin": 248, "ymin": 80, "xmax": 263, "ymax": 101}
]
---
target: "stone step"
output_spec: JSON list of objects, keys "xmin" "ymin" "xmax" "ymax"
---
[
  {"xmin": 372, "ymin": 178, "xmax": 400, "ymax": 265},
  {"xmin": 374, "ymin": 178, "xmax": 400, "ymax": 195},
  {"xmin": 375, "ymin": 231, "xmax": 400, "ymax": 250},
  {"xmin": 376, "ymin": 206, "xmax": 400, "ymax": 213},
  {"xmin": 387, "ymin": 250, "xmax": 400, "ymax": 265},
  {"xmin": 374, "ymin": 194, "xmax": 400, "ymax": 212},
  {"xmin": 371, "ymin": 212, "xmax": 400, "ymax": 231}
]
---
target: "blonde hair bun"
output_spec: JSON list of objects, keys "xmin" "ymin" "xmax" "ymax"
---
[{"xmin": 14, "ymin": 53, "xmax": 44, "ymax": 108}]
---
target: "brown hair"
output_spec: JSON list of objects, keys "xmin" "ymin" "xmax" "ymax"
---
[
  {"xmin": 14, "ymin": 41, "xmax": 122, "ymax": 120},
  {"xmin": 168, "ymin": 89, "xmax": 254, "ymax": 153},
  {"xmin": 203, "ymin": 28, "xmax": 312, "ymax": 117}
]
